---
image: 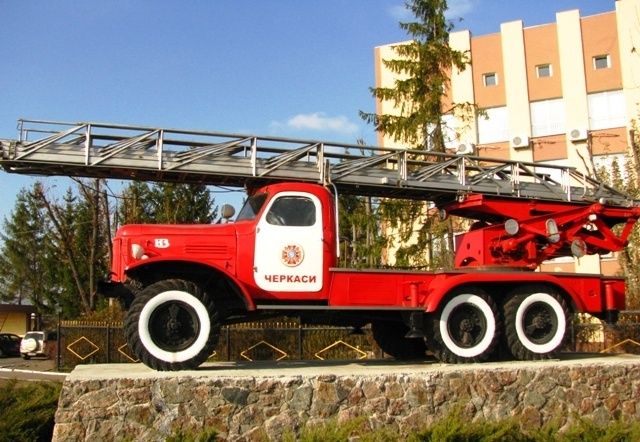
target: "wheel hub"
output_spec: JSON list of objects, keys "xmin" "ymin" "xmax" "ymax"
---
[
  {"xmin": 523, "ymin": 302, "xmax": 557, "ymax": 345},
  {"xmin": 149, "ymin": 300, "xmax": 200, "ymax": 352},
  {"xmin": 531, "ymin": 314, "xmax": 548, "ymax": 329},
  {"xmin": 459, "ymin": 318, "xmax": 474, "ymax": 333},
  {"xmin": 166, "ymin": 305, "xmax": 182, "ymax": 335},
  {"xmin": 448, "ymin": 305, "xmax": 486, "ymax": 348}
]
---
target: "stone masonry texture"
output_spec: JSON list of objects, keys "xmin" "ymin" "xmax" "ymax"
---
[{"xmin": 53, "ymin": 357, "xmax": 640, "ymax": 441}]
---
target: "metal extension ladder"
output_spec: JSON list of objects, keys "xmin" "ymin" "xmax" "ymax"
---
[{"xmin": 0, "ymin": 119, "xmax": 634, "ymax": 207}]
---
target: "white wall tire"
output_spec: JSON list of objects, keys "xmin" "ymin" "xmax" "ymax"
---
[
  {"xmin": 429, "ymin": 288, "xmax": 500, "ymax": 363},
  {"xmin": 138, "ymin": 290, "xmax": 211, "ymax": 363},
  {"xmin": 504, "ymin": 286, "xmax": 569, "ymax": 360},
  {"xmin": 125, "ymin": 279, "xmax": 220, "ymax": 371}
]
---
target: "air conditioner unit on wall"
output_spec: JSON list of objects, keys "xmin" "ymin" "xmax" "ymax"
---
[
  {"xmin": 455, "ymin": 142, "xmax": 475, "ymax": 155},
  {"xmin": 568, "ymin": 128, "xmax": 588, "ymax": 142},
  {"xmin": 511, "ymin": 135, "xmax": 530, "ymax": 149}
]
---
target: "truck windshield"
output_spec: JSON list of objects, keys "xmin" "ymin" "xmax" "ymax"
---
[{"xmin": 236, "ymin": 193, "xmax": 268, "ymax": 221}]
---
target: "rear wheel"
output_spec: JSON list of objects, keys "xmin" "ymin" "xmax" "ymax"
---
[
  {"xmin": 429, "ymin": 288, "xmax": 500, "ymax": 363},
  {"xmin": 503, "ymin": 285, "xmax": 569, "ymax": 360},
  {"xmin": 125, "ymin": 279, "xmax": 220, "ymax": 371},
  {"xmin": 371, "ymin": 320, "xmax": 427, "ymax": 360}
]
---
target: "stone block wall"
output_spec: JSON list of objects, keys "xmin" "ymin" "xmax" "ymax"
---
[{"xmin": 53, "ymin": 357, "xmax": 640, "ymax": 441}]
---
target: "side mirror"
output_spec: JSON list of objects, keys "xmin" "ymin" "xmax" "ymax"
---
[{"xmin": 220, "ymin": 204, "xmax": 236, "ymax": 222}]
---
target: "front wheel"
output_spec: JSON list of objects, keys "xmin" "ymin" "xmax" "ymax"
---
[
  {"xmin": 503, "ymin": 286, "xmax": 569, "ymax": 360},
  {"xmin": 125, "ymin": 279, "xmax": 220, "ymax": 371},
  {"xmin": 429, "ymin": 288, "xmax": 500, "ymax": 363}
]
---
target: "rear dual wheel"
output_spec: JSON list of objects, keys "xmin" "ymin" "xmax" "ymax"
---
[
  {"xmin": 428, "ymin": 285, "xmax": 569, "ymax": 363},
  {"xmin": 429, "ymin": 288, "xmax": 501, "ymax": 363},
  {"xmin": 503, "ymin": 286, "xmax": 569, "ymax": 360},
  {"xmin": 125, "ymin": 279, "xmax": 220, "ymax": 371}
]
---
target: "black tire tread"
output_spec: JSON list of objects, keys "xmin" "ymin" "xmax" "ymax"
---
[
  {"xmin": 503, "ymin": 285, "xmax": 569, "ymax": 361},
  {"xmin": 371, "ymin": 320, "xmax": 427, "ymax": 360}
]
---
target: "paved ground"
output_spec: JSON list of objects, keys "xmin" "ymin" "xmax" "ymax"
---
[
  {"xmin": 0, "ymin": 355, "xmax": 56, "ymax": 371},
  {"xmin": 0, "ymin": 356, "xmax": 66, "ymax": 381},
  {"xmin": 1, "ymin": 352, "xmax": 640, "ymax": 382},
  {"xmin": 67, "ymin": 352, "xmax": 640, "ymax": 381}
]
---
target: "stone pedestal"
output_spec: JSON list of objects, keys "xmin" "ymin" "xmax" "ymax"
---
[{"xmin": 53, "ymin": 356, "xmax": 640, "ymax": 441}]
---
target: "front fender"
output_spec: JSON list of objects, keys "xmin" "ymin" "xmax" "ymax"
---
[{"xmin": 125, "ymin": 257, "xmax": 256, "ymax": 311}]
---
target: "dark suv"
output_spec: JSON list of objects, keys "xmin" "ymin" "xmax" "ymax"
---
[{"xmin": 0, "ymin": 333, "xmax": 21, "ymax": 357}]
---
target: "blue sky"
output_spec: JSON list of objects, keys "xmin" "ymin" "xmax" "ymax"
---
[{"xmin": 0, "ymin": 0, "xmax": 614, "ymax": 227}]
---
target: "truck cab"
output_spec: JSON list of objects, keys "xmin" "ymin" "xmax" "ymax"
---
[
  {"xmin": 109, "ymin": 182, "xmax": 336, "ymax": 301},
  {"xmin": 104, "ymin": 182, "xmax": 339, "ymax": 371}
]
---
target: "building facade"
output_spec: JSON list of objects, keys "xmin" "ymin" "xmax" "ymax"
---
[
  {"xmin": 0, "ymin": 304, "xmax": 37, "ymax": 336},
  {"xmin": 374, "ymin": 0, "xmax": 640, "ymax": 274}
]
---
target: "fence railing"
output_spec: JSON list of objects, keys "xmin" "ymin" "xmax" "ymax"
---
[
  {"xmin": 52, "ymin": 314, "xmax": 640, "ymax": 371},
  {"xmin": 55, "ymin": 319, "xmax": 380, "ymax": 371}
]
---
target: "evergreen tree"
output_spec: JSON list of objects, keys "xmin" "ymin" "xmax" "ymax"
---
[
  {"xmin": 1, "ymin": 178, "xmax": 218, "ymax": 316},
  {"xmin": 0, "ymin": 184, "xmax": 56, "ymax": 309},
  {"xmin": 338, "ymin": 194, "xmax": 386, "ymax": 268},
  {"xmin": 117, "ymin": 181, "xmax": 153, "ymax": 226},
  {"xmin": 118, "ymin": 181, "xmax": 216, "ymax": 225},
  {"xmin": 338, "ymin": 140, "xmax": 387, "ymax": 268},
  {"xmin": 359, "ymin": 0, "xmax": 470, "ymax": 269},
  {"xmin": 46, "ymin": 189, "xmax": 83, "ymax": 317},
  {"xmin": 360, "ymin": 0, "xmax": 472, "ymax": 151},
  {"xmin": 148, "ymin": 182, "xmax": 217, "ymax": 224}
]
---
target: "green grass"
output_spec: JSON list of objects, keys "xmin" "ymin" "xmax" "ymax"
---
[
  {"xmin": 218, "ymin": 412, "xmax": 640, "ymax": 442},
  {"xmin": 0, "ymin": 379, "xmax": 62, "ymax": 442},
  {"xmin": 284, "ymin": 417, "xmax": 398, "ymax": 442},
  {"xmin": 166, "ymin": 428, "xmax": 219, "ymax": 442}
]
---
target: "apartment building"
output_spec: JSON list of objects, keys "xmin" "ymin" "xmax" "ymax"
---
[{"xmin": 374, "ymin": 0, "xmax": 640, "ymax": 274}]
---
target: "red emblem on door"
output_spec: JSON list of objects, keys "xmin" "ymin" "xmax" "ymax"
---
[{"xmin": 281, "ymin": 244, "xmax": 304, "ymax": 267}]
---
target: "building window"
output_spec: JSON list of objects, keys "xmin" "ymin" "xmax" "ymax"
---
[
  {"xmin": 593, "ymin": 54, "xmax": 610, "ymax": 70},
  {"xmin": 588, "ymin": 90, "xmax": 626, "ymax": 130},
  {"xmin": 477, "ymin": 106, "xmax": 508, "ymax": 144},
  {"xmin": 483, "ymin": 72, "xmax": 497, "ymax": 87},
  {"xmin": 536, "ymin": 64, "xmax": 552, "ymax": 78},
  {"xmin": 530, "ymin": 99, "xmax": 565, "ymax": 137}
]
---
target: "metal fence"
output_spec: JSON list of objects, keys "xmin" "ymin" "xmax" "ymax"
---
[
  {"xmin": 52, "ymin": 313, "xmax": 640, "ymax": 371},
  {"xmin": 55, "ymin": 319, "xmax": 380, "ymax": 371}
]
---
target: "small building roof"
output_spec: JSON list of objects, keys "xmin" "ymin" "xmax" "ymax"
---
[{"xmin": 0, "ymin": 304, "xmax": 37, "ymax": 313}]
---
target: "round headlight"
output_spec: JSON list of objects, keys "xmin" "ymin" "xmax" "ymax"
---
[{"xmin": 131, "ymin": 243, "xmax": 145, "ymax": 260}]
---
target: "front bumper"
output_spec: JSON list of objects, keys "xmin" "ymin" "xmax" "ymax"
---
[{"xmin": 97, "ymin": 279, "xmax": 133, "ymax": 305}]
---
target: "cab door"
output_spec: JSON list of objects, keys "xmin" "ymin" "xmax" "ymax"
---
[{"xmin": 254, "ymin": 192, "xmax": 323, "ymax": 292}]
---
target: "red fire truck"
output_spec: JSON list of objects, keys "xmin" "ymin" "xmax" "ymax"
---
[{"xmin": 2, "ymin": 119, "xmax": 638, "ymax": 370}]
